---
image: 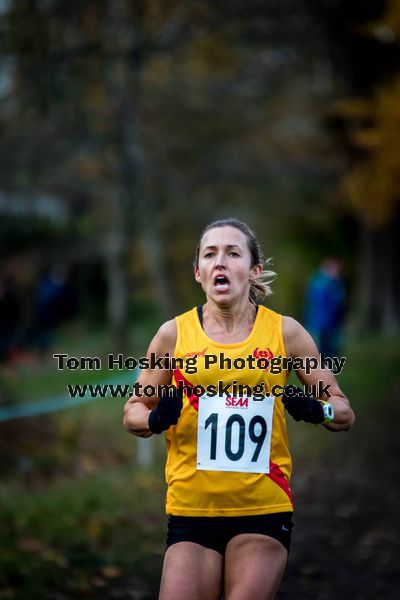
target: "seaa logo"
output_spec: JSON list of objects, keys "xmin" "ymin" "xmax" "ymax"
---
[{"xmin": 225, "ymin": 396, "xmax": 249, "ymax": 408}]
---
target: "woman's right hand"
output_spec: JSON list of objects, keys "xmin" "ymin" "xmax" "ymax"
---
[
  {"xmin": 123, "ymin": 319, "xmax": 178, "ymax": 437},
  {"xmin": 148, "ymin": 389, "xmax": 183, "ymax": 434}
]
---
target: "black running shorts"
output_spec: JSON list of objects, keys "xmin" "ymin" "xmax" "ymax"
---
[{"xmin": 166, "ymin": 512, "xmax": 294, "ymax": 555}]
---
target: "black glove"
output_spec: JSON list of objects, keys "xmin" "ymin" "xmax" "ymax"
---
[
  {"xmin": 148, "ymin": 388, "xmax": 183, "ymax": 434},
  {"xmin": 281, "ymin": 385, "xmax": 324, "ymax": 424}
]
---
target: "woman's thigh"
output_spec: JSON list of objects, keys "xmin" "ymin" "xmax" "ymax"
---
[
  {"xmin": 159, "ymin": 541, "xmax": 223, "ymax": 600},
  {"xmin": 224, "ymin": 534, "xmax": 288, "ymax": 600}
]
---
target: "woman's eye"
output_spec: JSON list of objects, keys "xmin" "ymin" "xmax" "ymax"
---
[
  {"xmin": 204, "ymin": 252, "xmax": 214, "ymax": 258},
  {"xmin": 229, "ymin": 252, "xmax": 239, "ymax": 257}
]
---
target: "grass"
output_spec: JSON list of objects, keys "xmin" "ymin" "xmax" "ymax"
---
[
  {"xmin": 0, "ymin": 318, "xmax": 153, "ymax": 404},
  {"xmin": 0, "ymin": 465, "xmax": 166, "ymax": 598}
]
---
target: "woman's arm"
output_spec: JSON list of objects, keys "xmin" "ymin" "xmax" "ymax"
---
[
  {"xmin": 282, "ymin": 316, "xmax": 355, "ymax": 432},
  {"xmin": 123, "ymin": 319, "xmax": 177, "ymax": 437}
]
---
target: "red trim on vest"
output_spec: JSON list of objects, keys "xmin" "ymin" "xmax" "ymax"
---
[
  {"xmin": 173, "ymin": 369, "xmax": 199, "ymax": 411},
  {"xmin": 267, "ymin": 461, "xmax": 293, "ymax": 505}
]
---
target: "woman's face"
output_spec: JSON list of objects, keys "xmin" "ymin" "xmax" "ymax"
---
[{"xmin": 194, "ymin": 226, "xmax": 261, "ymax": 304}]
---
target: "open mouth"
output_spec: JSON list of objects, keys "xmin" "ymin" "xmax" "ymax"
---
[{"xmin": 213, "ymin": 274, "xmax": 230, "ymax": 290}]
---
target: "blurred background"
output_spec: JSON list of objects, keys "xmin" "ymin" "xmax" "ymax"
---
[{"xmin": 0, "ymin": 1, "xmax": 399, "ymax": 598}]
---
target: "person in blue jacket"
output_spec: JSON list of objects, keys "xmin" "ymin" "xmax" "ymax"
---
[{"xmin": 304, "ymin": 258, "xmax": 346, "ymax": 360}]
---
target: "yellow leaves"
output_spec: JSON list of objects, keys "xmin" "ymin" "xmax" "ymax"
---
[
  {"xmin": 17, "ymin": 538, "xmax": 68, "ymax": 567},
  {"xmin": 86, "ymin": 81, "xmax": 109, "ymax": 113},
  {"xmin": 343, "ymin": 162, "xmax": 398, "ymax": 228},
  {"xmin": 384, "ymin": 0, "xmax": 400, "ymax": 39},
  {"xmin": 80, "ymin": 455, "xmax": 100, "ymax": 474},
  {"xmin": 85, "ymin": 515, "xmax": 103, "ymax": 539},
  {"xmin": 141, "ymin": 55, "xmax": 172, "ymax": 89},
  {"xmin": 340, "ymin": 75, "xmax": 400, "ymax": 228},
  {"xmin": 78, "ymin": 157, "xmax": 104, "ymax": 180},
  {"xmin": 185, "ymin": 33, "xmax": 240, "ymax": 79},
  {"xmin": 368, "ymin": 0, "xmax": 400, "ymax": 43},
  {"xmin": 349, "ymin": 128, "xmax": 380, "ymax": 151},
  {"xmin": 59, "ymin": 417, "xmax": 79, "ymax": 445},
  {"xmin": 89, "ymin": 565, "xmax": 122, "ymax": 589},
  {"xmin": 135, "ymin": 472, "xmax": 160, "ymax": 490},
  {"xmin": 100, "ymin": 564, "xmax": 121, "ymax": 578},
  {"xmin": 40, "ymin": 548, "xmax": 68, "ymax": 567},
  {"xmin": 142, "ymin": 0, "xmax": 186, "ymax": 39},
  {"xmin": 331, "ymin": 97, "xmax": 372, "ymax": 120},
  {"xmin": 143, "ymin": 29, "xmax": 242, "ymax": 88},
  {"xmin": 357, "ymin": 0, "xmax": 400, "ymax": 43}
]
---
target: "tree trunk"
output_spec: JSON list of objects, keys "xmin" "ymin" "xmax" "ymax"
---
[
  {"xmin": 356, "ymin": 219, "xmax": 399, "ymax": 333},
  {"xmin": 119, "ymin": 103, "xmax": 178, "ymax": 321},
  {"xmin": 104, "ymin": 194, "xmax": 129, "ymax": 353},
  {"xmin": 380, "ymin": 215, "xmax": 400, "ymax": 333},
  {"xmin": 104, "ymin": 0, "xmax": 177, "ymax": 330}
]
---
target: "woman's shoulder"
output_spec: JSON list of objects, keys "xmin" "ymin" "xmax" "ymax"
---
[
  {"xmin": 281, "ymin": 315, "xmax": 302, "ymax": 337},
  {"xmin": 154, "ymin": 307, "xmax": 198, "ymax": 344},
  {"xmin": 150, "ymin": 319, "xmax": 177, "ymax": 356},
  {"xmin": 158, "ymin": 318, "xmax": 177, "ymax": 338},
  {"xmin": 281, "ymin": 315, "xmax": 313, "ymax": 358}
]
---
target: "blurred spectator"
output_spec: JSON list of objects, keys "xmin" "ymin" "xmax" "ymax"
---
[
  {"xmin": 33, "ymin": 265, "xmax": 76, "ymax": 354},
  {"xmin": 304, "ymin": 258, "xmax": 346, "ymax": 359},
  {"xmin": 0, "ymin": 274, "xmax": 22, "ymax": 362}
]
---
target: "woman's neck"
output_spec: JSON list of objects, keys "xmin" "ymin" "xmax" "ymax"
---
[{"xmin": 203, "ymin": 298, "xmax": 257, "ymax": 336}]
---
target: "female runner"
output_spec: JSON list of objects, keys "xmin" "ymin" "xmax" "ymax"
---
[{"xmin": 123, "ymin": 218, "xmax": 355, "ymax": 600}]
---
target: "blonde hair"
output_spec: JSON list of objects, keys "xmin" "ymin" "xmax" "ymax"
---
[{"xmin": 194, "ymin": 218, "xmax": 276, "ymax": 304}]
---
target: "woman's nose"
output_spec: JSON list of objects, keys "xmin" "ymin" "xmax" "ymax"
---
[{"xmin": 215, "ymin": 252, "xmax": 227, "ymax": 267}]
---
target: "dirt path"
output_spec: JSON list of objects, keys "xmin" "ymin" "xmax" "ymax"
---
[{"xmin": 279, "ymin": 397, "xmax": 400, "ymax": 599}]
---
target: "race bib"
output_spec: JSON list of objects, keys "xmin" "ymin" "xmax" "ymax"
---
[{"xmin": 197, "ymin": 394, "xmax": 274, "ymax": 474}]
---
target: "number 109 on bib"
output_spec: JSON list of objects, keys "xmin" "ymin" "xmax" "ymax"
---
[{"xmin": 197, "ymin": 394, "xmax": 274, "ymax": 474}]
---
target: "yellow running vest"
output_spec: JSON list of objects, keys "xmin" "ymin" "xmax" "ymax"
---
[{"xmin": 165, "ymin": 305, "xmax": 293, "ymax": 516}]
